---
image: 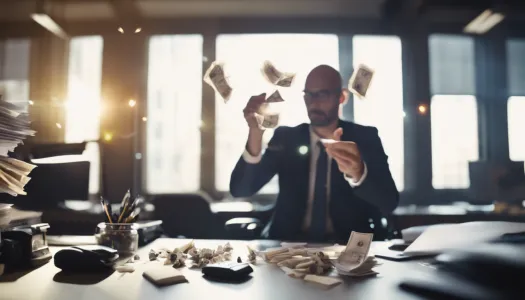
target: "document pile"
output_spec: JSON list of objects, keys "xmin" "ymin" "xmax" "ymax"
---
[
  {"xmin": 0, "ymin": 203, "xmax": 12, "ymax": 227},
  {"xmin": 149, "ymin": 240, "xmax": 234, "ymax": 269},
  {"xmin": 0, "ymin": 99, "xmax": 36, "ymax": 196},
  {"xmin": 332, "ymin": 231, "xmax": 379, "ymax": 277},
  {"xmin": 348, "ymin": 64, "xmax": 374, "ymax": 98},
  {"xmin": 259, "ymin": 245, "xmax": 342, "ymax": 288}
]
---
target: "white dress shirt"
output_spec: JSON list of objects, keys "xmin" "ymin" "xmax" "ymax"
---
[{"xmin": 242, "ymin": 126, "xmax": 368, "ymax": 233}]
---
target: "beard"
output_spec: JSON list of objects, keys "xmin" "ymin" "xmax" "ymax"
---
[{"xmin": 308, "ymin": 108, "xmax": 338, "ymax": 127}]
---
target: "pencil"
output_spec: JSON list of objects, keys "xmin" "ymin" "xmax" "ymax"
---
[{"xmin": 100, "ymin": 197, "xmax": 113, "ymax": 223}]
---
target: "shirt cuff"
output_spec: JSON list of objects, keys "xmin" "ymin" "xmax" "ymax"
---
[
  {"xmin": 242, "ymin": 149, "xmax": 262, "ymax": 164},
  {"xmin": 345, "ymin": 163, "xmax": 368, "ymax": 187}
]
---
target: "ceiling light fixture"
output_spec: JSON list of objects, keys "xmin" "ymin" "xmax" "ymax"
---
[
  {"xmin": 31, "ymin": 13, "xmax": 68, "ymax": 39},
  {"xmin": 464, "ymin": 9, "xmax": 505, "ymax": 34}
]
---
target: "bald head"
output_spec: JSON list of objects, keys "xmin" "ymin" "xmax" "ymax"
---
[
  {"xmin": 305, "ymin": 65, "xmax": 342, "ymax": 91},
  {"xmin": 303, "ymin": 65, "xmax": 344, "ymax": 127}
]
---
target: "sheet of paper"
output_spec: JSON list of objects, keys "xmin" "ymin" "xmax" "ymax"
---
[
  {"xmin": 320, "ymin": 139, "xmax": 338, "ymax": 144},
  {"xmin": 203, "ymin": 62, "xmax": 233, "ymax": 103},
  {"xmin": 261, "ymin": 60, "xmax": 296, "ymax": 87},
  {"xmin": 404, "ymin": 221, "xmax": 525, "ymax": 255},
  {"xmin": 280, "ymin": 266, "xmax": 306, "ymax": 278},
  {"xmin": 333, "ymin": 231, "xmax": 377, "ymax": 276},
  {"xmin": 304, "ymin": 275, "xmax": 342, "ymax": 287},
  {"xmin": 143, "ymin": 266, "xmax": 187, "ymax": 286},
  {"xmin": 348, "ymin": 64, "xmax": 374, "ymax": 98},
  {"xmin": 401, "ymin": 225, "xmax": 441, "ymax": 243},
  {"xmin": 266, "ymin": 90, "xmax": 285, "ymax": 103}
]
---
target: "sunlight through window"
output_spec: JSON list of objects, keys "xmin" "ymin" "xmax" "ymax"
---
[
  {"xmin": 215, "ymin": 34, "xmax": 339, "ymax": 194},
  {"xmin": 66, "ymin": 36, "xmax": 103, "ymax": 194},
  {"xmin": 146, "ymin": 35, "xmax": 203, "ymax": 193},
  {"xmin": 352, "ymin": 35, "xmax": 404, "ymax": 191}
]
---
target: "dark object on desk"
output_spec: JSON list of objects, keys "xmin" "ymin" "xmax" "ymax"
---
[
  {"xmin": 400, "ymin": 243, "xmax": 525, "ymax": 300},
  {"xmin": 202, "ymin": 261, "xmax": 253, "ymax": 282},
  {"xmin": 375, "ymin": 250, "xmax": 429, "ymax": 262},
  {"xmin": 54, "ymin": 245, "xmax": 118, "ymax": 272},
  {"xmin": 374, "ymin": 241, "xmax": 430, "ymax": 261},
  {"xmin": 436, "ymin": 244, "xmax": 525, "ymax": 292},
  {"xmin": 136, "ymin": 220, "xmax": 163, "ymax": 246},
  {"xmin": 388, "ymin": 243, "xmax": 409, "ymax": 251},
  {"xmin": 29, "ymin": 143, "xmax": 87, "ymax": 159},
  {"xmin": 493, "ymin": 231, "xmax": 525, "ymax": 244},
  {"xmin": 469, "ymin": 161, "xmax": 525, "ymax": 204},
  {"xmin": 18, "ymin": 161, "xmax": 90, "ymax": 209},
  {"xmin": 0, "ymin": 223, "xmax": 52, "ymax": 271}
]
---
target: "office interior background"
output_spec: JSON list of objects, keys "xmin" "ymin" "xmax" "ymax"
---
[{"xmin": 0, "ymin": 0, "xmax": 524, "ymax": 238}]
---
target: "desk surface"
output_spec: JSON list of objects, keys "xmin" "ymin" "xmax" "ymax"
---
[{"xmin": 0, "ymin": 239, "xmax": 430, "ymax": 300}]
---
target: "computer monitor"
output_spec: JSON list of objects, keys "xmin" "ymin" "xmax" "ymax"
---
[
  {"xmin": 18, "ymin": 161, "xmax": 90, "ymax": 209},
  {"xmin": 469, "ymin": 161, "xmax": 525, "ymax": 204}
]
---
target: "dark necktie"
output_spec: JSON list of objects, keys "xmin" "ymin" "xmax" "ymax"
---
[{"xmin": 310, "ymin": 141, "xmax": 328, "ymax": 241}]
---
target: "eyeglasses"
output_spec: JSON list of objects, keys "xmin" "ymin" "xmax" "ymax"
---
[{"xmin": 303, "ymin": 89, "xmax": 342, "ymax": 102}]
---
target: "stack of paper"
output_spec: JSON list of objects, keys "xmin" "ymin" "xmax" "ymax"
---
[
  {"xmin": 332, "ymin": 231, "xmax": 380, "ymax": 277},
  {"xmin": 404, "ymin": 222, "xmax": 525, "ymax": 255},
  {"xmin": 0, "ymin": 203, "xmax": 13, "ymax": 227},
  {"xmin": 0, "ymin": 99, "xmax": 36, "ymax": 196}
]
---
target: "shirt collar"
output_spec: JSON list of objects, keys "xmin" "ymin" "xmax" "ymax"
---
[{"xmin": 309, "ymin": 126, "xmax": 321, "ymax": 147}]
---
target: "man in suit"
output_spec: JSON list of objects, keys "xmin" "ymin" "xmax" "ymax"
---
[{"xmin": 230, "ymin": 65, "xmax": 399, "ymax": 242}]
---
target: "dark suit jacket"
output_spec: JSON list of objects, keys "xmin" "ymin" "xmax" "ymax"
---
[{"xmin": 230, "ymin": 120, "xmax": 399, "ymax": 241}]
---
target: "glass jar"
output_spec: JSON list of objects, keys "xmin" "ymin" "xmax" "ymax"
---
[{"xmin": 95, "ymin": 223, "xmax": 138, "ymax": 255}]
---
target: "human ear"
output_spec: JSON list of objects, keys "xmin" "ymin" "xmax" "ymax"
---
[{"xmin": 340, "ymin": 89, "xmax": 349, "ymax": 105}]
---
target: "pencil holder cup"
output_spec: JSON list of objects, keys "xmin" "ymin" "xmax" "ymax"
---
[{"xmin": 95, "ymin": 223, "xmax": 138, "ymax": 255}]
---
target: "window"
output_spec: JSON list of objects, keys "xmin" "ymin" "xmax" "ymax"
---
[
  {"xmin": 0, "ymin": 39, "xmax": 30, "ymax": 109},
  {"xmin": 215, "ymin": 34, "xmax": 339, "ymax": 194},
  {"xmin": 146, "ymin": 35, "xmax": 203, "ymax": 193},
  {"xmin": 66, "ymin": 36, "xmax": 103, "ymax": 194},
  {"xmin": 429, "ymin": 35, "xmax": 478, "ymax": 189},
  {"xmin": 431, "ymin": 95, "xmax": 478, "ymax": 188},
  {"xmin": 508, "ymin": 97, "xmax": 525, "ymax": 163},
  {"xmin": 507, "ymin": 39, "xmax": 525, "ymax": 166},
  {"xmin": 352, "ymin": 35, "xmax": 404, "ymax": 191}
]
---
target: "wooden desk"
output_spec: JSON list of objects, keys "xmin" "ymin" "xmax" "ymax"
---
[{"xmin": 0, "ymin": 239, "xmax": 430, "ymax": 300}]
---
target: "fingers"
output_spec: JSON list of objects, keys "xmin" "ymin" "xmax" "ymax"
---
[
  {"xmin": 326, "ymin": 148, "xmax": 352, "ymax": 166},
  {"xmin": 326, "ymin": 147, "xmax": 360, "ymax": 165},
  {"xmin": 324, "ymin": 141, "xmax": 359, "ymax": 156},
  {"xmin": 333, "ymin": 127, "xmax": 343, "ymax": 141},
  {"xmin": 244, "ymin": 94, "xmax": 266, "ymax": 114},
  {"xmin": 248, "ymin": 94, "xmax": 266, "ymax": 107}
]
